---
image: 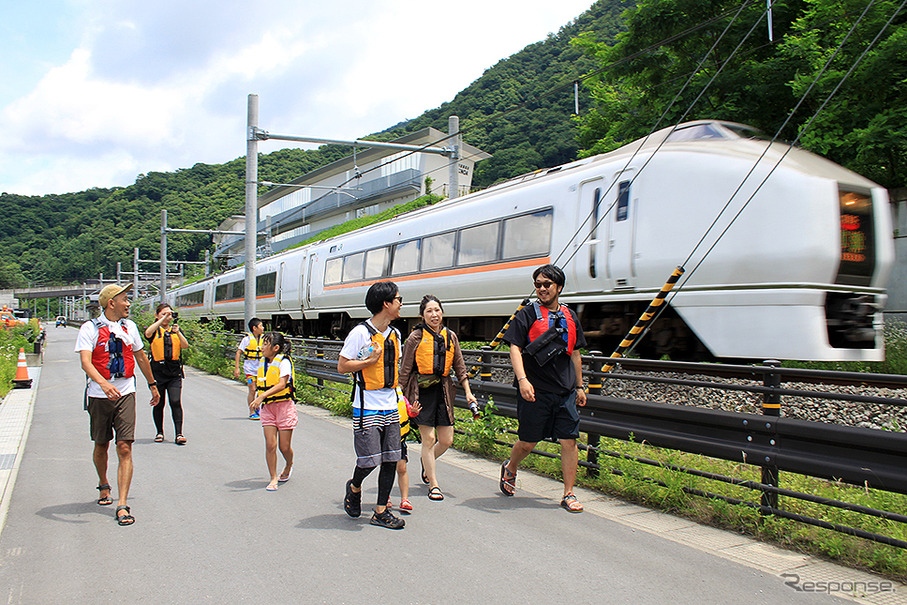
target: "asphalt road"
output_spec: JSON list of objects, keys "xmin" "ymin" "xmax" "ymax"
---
[{"xmin": 0, "ymin": 327, "xmax": 856, "ymax": 604}]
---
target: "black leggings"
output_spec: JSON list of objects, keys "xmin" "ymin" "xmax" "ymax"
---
[
  {"xmin": 352, "ymin": 461, "xmax": 397, "ymax": 506},
  {"xmin": 152, "ymin": 375, "xmax": 183, "ymax": 436}
]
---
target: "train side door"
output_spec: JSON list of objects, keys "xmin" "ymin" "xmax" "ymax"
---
[
  {"xmin": 303, "ymin": 253, "xmax": 316, "ymax": 310},
  {"xmin": 607, "ymin": 171, "xmax": 637, "ymax": 288},
  {"xmin": 277, "ymin": 262, "xmax": 286, "ymax": 310},
  {"xmin": 574, "ymin": 178, "xmax": 608, "ymax": 292}
]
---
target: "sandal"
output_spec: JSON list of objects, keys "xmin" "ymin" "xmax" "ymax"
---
[
  {"xmin": 96, "ymin": 484, "xmax": 112, "ymax": 506},
  {"xmin": 499, "ymin": 461, "xmax": 516, "ymax": 496},
  {"xmin": 428, "ymin": 487, "xmax": 444, "ymax": 501},
  {"xmin": 115, "ymin": 505, "xmax": 135, "ymax": 526},
  {"xmin": 153, "ymin": 434, "xmax": 164, "ymax": 443},
  {"xmin": 560, "ymin": 492, "xmax": 584, "ymax": 513},
  {"xmin": 175, "ymin": 435, "xmax": 187, "ymax": 445},
  {"xmin": 399, "ymin": 498, "xmax": 413, "ymax": 511},
  {"xmin": 420, "ymin": 461, "xmax": 429, "ymax": 485}
]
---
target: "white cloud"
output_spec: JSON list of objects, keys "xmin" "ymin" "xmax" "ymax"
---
[{"xmin": 0, "ymin": 0, "xmax": 596, "ymax": 195}]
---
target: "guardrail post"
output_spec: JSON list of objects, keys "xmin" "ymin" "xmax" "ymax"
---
[
  {"xmin": 315, "ymin": 341, "xmax": 325, "ymax": 389},
  {"xmin": 480, "ymin": 345, "xmax": 492, "ymax": 382},
  {"xmin": 760, "ymin": 359, "xmax": 781, "ymax": 512},
  {"xmin": 585, "ymin": 350, "xmax": 603, "ymax": 478}
]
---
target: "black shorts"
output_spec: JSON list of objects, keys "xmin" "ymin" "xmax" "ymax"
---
[
  {"xmin": 411, "ymin": 383, "xmax": 452, "ymax": 427},
  {"xmin": 516, "ymin": 390, "xmax": 579, "ymax": 443}
]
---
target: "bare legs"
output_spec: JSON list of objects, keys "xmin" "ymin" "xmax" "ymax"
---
[
  {"xmin": 418, "ymin": 425, "xmax": 453, "ymax": 488},
  {"xmin": 263, "ymin": 426, "xmax": 293, "ymax": 490},
  {"xmin": 93, "ymin": 440, "xmax": 133, "ymax": 512},
  {"xmin": 505, "ymin": 438, "xmax": 578, "ymax": 498}
]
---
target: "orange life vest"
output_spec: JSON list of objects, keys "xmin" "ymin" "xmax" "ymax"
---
[
  {"xmin": 414, "ymin": 325, "xmax": 454, "ymax": 377},
  {"xmin": 150, "ymin": 327, "xmax": 181, "ymax": 362},
  {"xmin": 357, "ymin": 322, "xmax": 400, "ymax": 390}
]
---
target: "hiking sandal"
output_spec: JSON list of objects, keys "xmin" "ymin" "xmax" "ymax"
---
[
  {"xmin": 115, "ymin": 505, "xmax": 135, "ymax": 526},
  {"xmin": 560, "ymin": 492, "xmax": 584, "ymax": 513},
  {"xmin": 499, "ymin": 461, "xmax": 516, "ymax": 496},
  {"xmin": 96, "ymin": 484, "xmax": 112, "ymax": 506}
]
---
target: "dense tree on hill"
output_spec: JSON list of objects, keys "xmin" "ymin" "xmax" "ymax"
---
[
  {"xmin": 573, "ymin": 0, "xmax": 907, "ymax": 188},
  {"xmin": 0, "ymin": 0, "xmax": 632, "ymax": 286},
  {"xmin": 381, "ymin": 0, "xmax": 634, "ymax": 188},
  {"xmin": 4, "ymin": 0, "xmax": 902, "ymax": 288}
]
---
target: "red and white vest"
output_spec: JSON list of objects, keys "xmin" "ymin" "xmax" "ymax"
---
[{"xmin": 90, "ymin": 320, "xmax": 135, "ymax": 380}]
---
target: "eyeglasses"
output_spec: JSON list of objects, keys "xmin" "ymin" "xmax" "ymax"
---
[
  {"xmin": 393, "ymin": 295, "xmax": 403, "ymax": 303},
  {"xmin": 534, "ymin": 281, "xmax": 556, "ymax": 290}
]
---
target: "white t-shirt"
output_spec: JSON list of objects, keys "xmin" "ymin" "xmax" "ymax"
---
[
  {"xmin": 340, "ymin": 320, "xmax": 399, "ymax": 411},
  {"xmin": 75, "ymin": 314, "xmax": 145, "ymax": 398},
  {"xmin": 238, "ymin": 334, "xmax": 261, "ymax": 377}
]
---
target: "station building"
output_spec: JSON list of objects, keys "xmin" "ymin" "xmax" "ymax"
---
[{"xmin": 213, "ymin": 126, "xmax": 491, "ymax": 266}]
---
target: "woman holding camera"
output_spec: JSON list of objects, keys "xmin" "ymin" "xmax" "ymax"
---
[
  {"xmin": 399, "ymin": 295, "xmax": 477, "ymax": 501},
  {"xmin": 145, "ymin": 304, "xmax": 189, "ymax": 445}
]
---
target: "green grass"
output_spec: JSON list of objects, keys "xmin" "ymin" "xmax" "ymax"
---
[
  {"xmin": 0, "ymin": 321, "xmax": 43, "ymax": 399},
  {"xmin": 172, "ymin": 322, "xmax": 907, "ymax": 582}
]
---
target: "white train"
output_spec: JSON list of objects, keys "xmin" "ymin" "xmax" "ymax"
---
[{"xmin": 166, "ymin": 120, "xmax": 894, "ymax": 361}]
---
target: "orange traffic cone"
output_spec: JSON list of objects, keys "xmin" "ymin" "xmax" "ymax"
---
[{"xmin": 12, "ymin": 347, "xmax": 32, "ymax": 389}]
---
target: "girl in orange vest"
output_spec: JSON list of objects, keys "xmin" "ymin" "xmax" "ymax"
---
[
  {"xmin": 144, "ymin": 304, "xmax": 190, "ymax": 445},
  {"xmin": 399, "ymin": 295, "xmax": 478, "ymax": 501}
]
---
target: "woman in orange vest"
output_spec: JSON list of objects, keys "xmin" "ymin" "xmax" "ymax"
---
[
  {"xmin": 399, "ymin": 295, "xmax": 477, "ymax": 501},
  {"xmin": 144, "ymin": 304, "xmax": 190, "ymax": 445}
]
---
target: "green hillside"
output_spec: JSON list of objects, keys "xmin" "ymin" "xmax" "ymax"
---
[
  {"xmin": 0, "ymin": 0, "xmax": 632, "ymax": 288},
  {"xmin": 2, "ymin": 0, "xmax": 903, "ymax": 288}
]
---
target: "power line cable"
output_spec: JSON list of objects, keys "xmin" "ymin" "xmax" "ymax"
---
[{"xmin": 630, "ymin": 0, "xmax": 904, "ymax": 357}]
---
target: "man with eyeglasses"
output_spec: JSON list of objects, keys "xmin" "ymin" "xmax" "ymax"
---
[
  {"xmin": 338, "ymin": 281, "xmax": 407, "ymax": 529},
  {"xmin": 500, "ymin": 264, "xmax": 587, "ymax": 513}
]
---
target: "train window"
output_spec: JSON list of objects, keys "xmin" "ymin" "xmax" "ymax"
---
[
  {"xmin": 391, "ymin": 239, "xmax": 420, "ymax": 275},
  {"xmin": 665, "ymin": 123, "xmax": 725, "ymax": 142},
  {"xmin": 365, "ymin": 247, "xmax": 388, "ymax": 279},
  {"xmin": 422, "ymin": 232, "xmax": 456, "ymax": 271},
  {"xmin": 343, "ymin": 252, "xmax": 365, "ymax": 283},
  {"xmin": 502, "ymin": 209, "xmax": 553, "ymax": 259},
  {"xmin": 177, "ymin": 290, "xmax": 204, "ymax": 307},
  {"xmin": 616, "ymin": 181, "xmax": 630, "ymax": 222},
  {"xmin": 458, "ymin": 222, "xmax": 499, "ymax": 265},
  {"xmin": 215, "ymin": 281, "xmax": 240, "ymax": 302},
  {"xmin": 257, "ymin": 272, "xmax": 276, "ymax": 297},
  {"xmin": 325, "ymin": 258, "xmax": 342, "ymax": 285},
  {"xmin": 215, "ymin": 280, "xmax": 244, "ymax": 302}
]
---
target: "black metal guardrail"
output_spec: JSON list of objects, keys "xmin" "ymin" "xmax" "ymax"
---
[{"xmin": 216, "ymin": 334, "xmax": 907, "ymax": 549}]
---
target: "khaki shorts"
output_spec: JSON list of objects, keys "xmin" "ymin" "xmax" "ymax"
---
[{"xmin": 87, "ymin": 393, "xmax": 136, "ymax": 443}]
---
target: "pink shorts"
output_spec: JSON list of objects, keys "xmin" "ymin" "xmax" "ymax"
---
[{"xmin": 259, "ymin": 399, "xmax": 298, "ymax": 430}]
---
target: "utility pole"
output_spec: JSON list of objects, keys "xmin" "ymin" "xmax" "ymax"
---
[
  {"xmin": 160, "ymin": 209, "xmax": 168, "ymax": 303},
  {"xmin": 449, "ymin": 115, "xmax": 460, "ymax": 199},
  {"xmin": 245, "ymin": 94, "xmax": 259, "ymax": 329}
]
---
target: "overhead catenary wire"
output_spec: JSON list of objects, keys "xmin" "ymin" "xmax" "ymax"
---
[{"xmin": 629, "ymin": 0, "xmax": 905, "ymax": 358}]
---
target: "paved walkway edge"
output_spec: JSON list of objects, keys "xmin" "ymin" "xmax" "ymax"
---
[{"xmin": 0, "ymin": 367, "xmax": 40, "ymax": 540}]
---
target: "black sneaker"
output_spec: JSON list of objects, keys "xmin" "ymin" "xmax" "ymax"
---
[
  {"xmin": 370, "ymin": 508, "xmax": 405, "ymax": 530},
  {"xmin": 344, "ymin": 480, "xmax": 361, "ymax": 518}
]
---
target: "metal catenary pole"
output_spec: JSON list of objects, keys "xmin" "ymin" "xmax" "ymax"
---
[{"xmin": 245, "ymin": 94, "xmax": 259, "ymax": 329}]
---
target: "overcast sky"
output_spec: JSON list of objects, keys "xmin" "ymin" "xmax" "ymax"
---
[{"xmin": 0, "ymin": 0, "xmax": 596, "ymax": 196}]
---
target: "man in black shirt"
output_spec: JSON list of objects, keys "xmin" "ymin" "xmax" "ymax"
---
[{"xmin": 501, "ymin": 265, "xmax": 587, "ymax": 513}]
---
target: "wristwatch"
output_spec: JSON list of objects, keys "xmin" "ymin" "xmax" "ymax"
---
[{"xmin": 148, "ymin": 382, "xmax": 157, "ymax": 387}]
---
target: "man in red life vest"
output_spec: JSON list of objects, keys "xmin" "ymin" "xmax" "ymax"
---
[
  {"xmin": 501, "ymin": 265, "xmax": 587, "ymax": 513},
  {"xmin": 75, "ymin": 284, "xmax": 159, "ymax": 526}
]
